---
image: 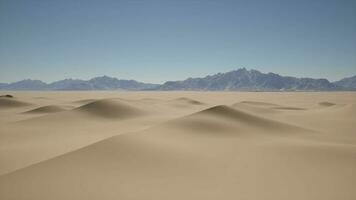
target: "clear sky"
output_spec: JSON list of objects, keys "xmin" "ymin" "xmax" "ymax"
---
[{"xmin": 0, "ymin": 0, "xmax": 355, "ymax": 83}]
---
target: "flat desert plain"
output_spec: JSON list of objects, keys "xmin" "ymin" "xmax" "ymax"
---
[{"xmin": 0, "ymin": 91, "xmax": 355, "ymax": 200}]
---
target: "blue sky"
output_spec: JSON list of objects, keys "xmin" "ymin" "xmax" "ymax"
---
[{"xmin": 0, "ymin": 0, "xmax": 355, "ymax": 83}]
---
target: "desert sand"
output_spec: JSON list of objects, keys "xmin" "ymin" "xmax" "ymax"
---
[{"xmin": 0, "ymin": 91, "xmax": 355, "ymax": 200}]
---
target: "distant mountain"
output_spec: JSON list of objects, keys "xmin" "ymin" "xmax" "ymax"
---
[
  {"xmin": 0, "ymin": 76, "xmax": 158, "ymax": 91},
  {"xmin": 156, "ymin": 68, "xmax": 343, "ymax": 91},
  {"xmin": 87, "ymin": 76, "xmax": 158, "ymax": 90},
  {"xmin": 48, "ymin": 79, "xmax": 92, "ymax": 90},
  {"xmin": 0, "ymin": 69, "xmax": 354, "ymax": 91},
  {"xmin": 333, "ymin": 75, "xmax": 356, "ymax": 89},
  {"xmin": 0, "ymin": 83, "xmax": 8, "ymax": 88},
  {"xmin": 0, "ymin": 79, "xmax": 48, "ymax": 90}
]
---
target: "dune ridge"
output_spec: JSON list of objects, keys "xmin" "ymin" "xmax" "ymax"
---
[
  {"xmin": 319, "ymin": 101, "xmax": 336, "ymax": 106},
  {"xmin": 75, "ymin": 99, "xmax": 146, "ymax": 119},
  {"xmin": 165, "ymin": 105, "xmax": 310, "ymax": 136},
  {"xmin": 240, "ymin": 101, "xmax": 279, "ymax": 106},
  {"xmin": 73, "ymin": 99, "xmax": 97, "ymax": 104},
  {"xmin": 272, "ymin": 106, "xmax": 306, "ymax": 110},
  {"xmin": 173, "ymin": 97, "xmax": 205, "ymax": 105},
  {"xmin": 0, "ymin": 98, "xmax": 32, "ymax": 108},
  {"xmin": 23, "ymin": 105, "xmax": 68, "ymax": 114}
]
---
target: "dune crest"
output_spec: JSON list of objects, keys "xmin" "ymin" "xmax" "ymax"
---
[
  {"xmin": 198, "ymin": 105, "xmax": 304, "ymax": 129},
  {"xmin": 166, "ymin": 105, "xmax": 308, "ymax": 135},
  {"xmin": 240, "ymin": 101, "xmax": 279, "ymax": 106},
  {"xmin": 239, "ymin": 101, "xmax": 306, "ymax": 111},
  {"xmin": 319, "ymin": 101, "xmax": 336, "ymax": 107},
  {"xmin": 272, "ymin": 106, "xmax": 306, "ymax": 110},
  {"xmin": 73, "ymin": 99, "xmax": 97, "ymax": 104},
  {"xmin": 0, "ymin": 95, "xmax": 13, "ymax": 98},
  {"xmin": 231, "ymin": 102, "xmax": 279, "ymax": 114},
  {"xmin": 173, "ymin": 97, "xmax": 205, "ymax": 105},
  {"xmin": 23, "ymin": 105, "xmax": 68, "ymax": 114},
  {"xmin": 0, "ymin": 98, "xmax": 32, "ymax": 108},
  {"xmin": 75, "ymin": 99, "xmax": 145, "ymax": 119}
]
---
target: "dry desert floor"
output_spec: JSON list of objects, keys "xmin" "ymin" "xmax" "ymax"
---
[{"xmin": 0, "ymin": 91, "xmax": 355, "ymax": 200}]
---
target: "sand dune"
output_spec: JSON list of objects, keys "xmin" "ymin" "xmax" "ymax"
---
[
  {"xmin": 74, "ymin": 99, "xmax": 146, "ymax": 119},
  {"xmin": 0, "ymin": 98, "xmax": 32, "ymax": 108},
  {"xmin": 173, "ymin": 97, "xmax": 205, "ymax": 105},
  {"xmin": 232, "ymin": 102, "xmax": 280, "ymax": 114},
  {"xmin": 272, "ymin": 106, "xmax": 306, "ymax": 110},
  {"xmin": 0, "ymin": 92, "xmax": 355, "ymax": 200},
  {"xmin": 0, "ymin": 94, "xmax": 14, "ymax": 98},
  {"xmin": 239, "ymin": 101, "xmax": 306, "ymax": 111},
  {"xmin": 327, "ymin": 103, "xmax": 356, "ymax": 118},
  {"xmin": 319, "ymin": 101, "xmax": 336, "ymax": 107},
  {"xmin": 240, "ymin": 100, "xmax": 280, "ymax": 106},
  {"xmin": 23, "ymin": 105, "xmax": 69, "ymax": 114},
  {"xmin": 73, "ymin": 98, "xmax": 97, "ymax": 104},
  {"xmin": 167, "ymin": 97, "xmax": 206, "ymax": 109},
  {"xmin": 165, "ymin": 105, "xmax": 310, "ymax": 137}
]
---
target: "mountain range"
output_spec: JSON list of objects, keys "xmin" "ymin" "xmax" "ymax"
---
[
  {"xmin": 1, "ymin": 68, "xmax": 355, "ymax": 91},
  {"xmin": 0, "ymin": 76, "xmax": 158, "ymax": 91},
  {"xmin": 333, "ymin": 75, "xmax": 356, "ymax": 89}
]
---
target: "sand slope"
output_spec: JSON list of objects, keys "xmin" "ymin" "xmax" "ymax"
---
[
  {"xmin": 23, "ymin": 105, "xmax": 70, "ymax": 114},
  {"xmin": 0, "ymin": 97, "xmax": 32, "ymax": 108},
  {"xmin": 166, "ymin": 105, "xmax": 310, "ymax": 136},
  {"xmin": 0, "ymin": 92, "xmax": 355, "ymax": 200},
  {"xmin": 74, "ymin": 99, "xmax": 146, "ymax": 119}
]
